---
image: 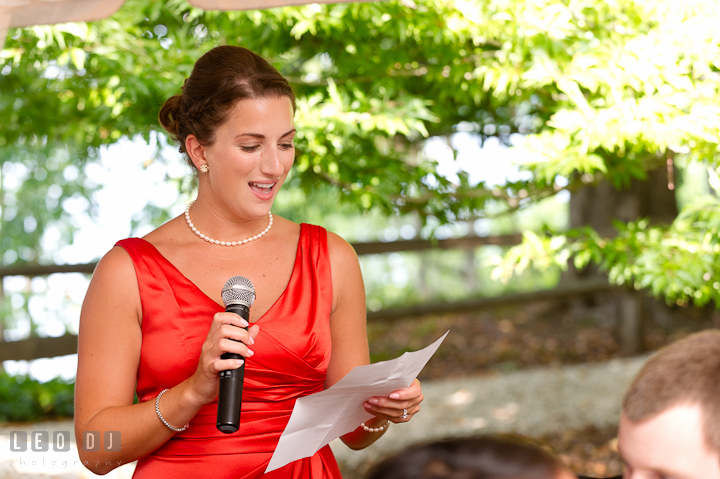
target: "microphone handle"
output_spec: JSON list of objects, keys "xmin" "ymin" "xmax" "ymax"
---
[{"xmin": 216, "ymin": 303, "xmax": 250, "ymax": 434}]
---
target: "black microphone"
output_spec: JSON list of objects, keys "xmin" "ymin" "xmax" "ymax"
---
[{"xmin": 216, "ymin": 276, "xmax": 256, "ymax": 434}]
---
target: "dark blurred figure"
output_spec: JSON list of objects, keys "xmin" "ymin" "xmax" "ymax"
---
[{"xmin": 366, "ymin": 434, "xmax": 577, "ymax": 479}]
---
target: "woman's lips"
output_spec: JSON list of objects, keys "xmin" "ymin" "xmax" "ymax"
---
[{"xmin": 249, "ymin": 182, "xmax": 275, "ymax": 197}]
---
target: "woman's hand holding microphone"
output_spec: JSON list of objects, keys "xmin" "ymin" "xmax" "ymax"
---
[{"xmin": 187, "ymin": 312, "xmax": 260, "ymax": 408}]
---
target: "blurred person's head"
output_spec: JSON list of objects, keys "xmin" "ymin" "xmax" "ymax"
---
[
  {"xmin": 365, "ymin": 434, "xmax": 577, "ymax": 479},
  {"xmin": 618, "ymin": 329, "xmax": 720, "ymax": 479}
]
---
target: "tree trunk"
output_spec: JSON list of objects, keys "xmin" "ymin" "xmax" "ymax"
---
[
  {"xmin": 570, "ymin": 167, "xmax": 677, "ymax": 237},
  {"xmin": 566, "ymin": 166, "xmax": 678, "ymax": 355}
]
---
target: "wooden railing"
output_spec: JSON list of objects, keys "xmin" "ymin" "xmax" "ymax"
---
[
  {"xmin": 0, "ymin": 233, "xmax": 623, "ymax": 361},
  {"xmin": 0, "ymin": 233, "xmax": 524, "ymax": 279},
  {"xmin": 0, "ymin": 279, "xmax": 614, "ymax": 362}
]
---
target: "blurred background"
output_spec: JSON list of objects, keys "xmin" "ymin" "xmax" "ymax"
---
[{"xmin": 2, "ymin": 0, "xmax": 720, "ymax": 477}]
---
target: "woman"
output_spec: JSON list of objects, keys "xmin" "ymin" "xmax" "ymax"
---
[{"xmin": 74, "ymin": 45, "xmax": 423, "ymax": 478}]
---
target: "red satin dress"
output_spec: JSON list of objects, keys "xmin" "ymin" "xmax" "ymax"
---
[{"xmin": 116, "ymin": 223, "xmax": 343, "ymax": 478}]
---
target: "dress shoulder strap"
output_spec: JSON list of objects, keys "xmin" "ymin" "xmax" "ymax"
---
[
  {"xmin": 301, "ymin": 223, "xmax": 329, "ymax": 270},
  {"xmin": 114, "ymin": 237, "xmax": 168, "ymax": 281}
]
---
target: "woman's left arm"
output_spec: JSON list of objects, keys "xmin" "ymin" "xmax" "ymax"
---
[{"xmin": 324, "ymin": 232, "xmax": 423, "ymax": 450}]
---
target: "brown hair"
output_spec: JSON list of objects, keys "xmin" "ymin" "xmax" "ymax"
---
[
  {"xmin": 623, "ymin": 329, "xmax": 720, "ymax": 456},
  {"xmin": 366, "ymin": 434, "xmax": 568, "ymax": 479},
  {"xmin": 158, "ymin": 45, "xmax": 295, "ymax": 168}
]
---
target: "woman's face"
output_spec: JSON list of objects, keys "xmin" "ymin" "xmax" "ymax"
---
[{"xmin": 195, "ymin": 95, "xmax": 296, "ymax": 221}]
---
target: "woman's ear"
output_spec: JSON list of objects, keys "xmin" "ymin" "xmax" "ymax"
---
[{"xmin": 185, "ymin": 134, "xmax": 207, "ymax": 170}]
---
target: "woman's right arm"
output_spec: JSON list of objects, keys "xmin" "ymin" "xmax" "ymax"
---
[{"xmin": 74, "ymin": 246, "xmax": 258, "ymax": 475}]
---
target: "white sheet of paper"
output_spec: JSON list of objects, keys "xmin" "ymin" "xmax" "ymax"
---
[{"xmin": 265, "ymin": 331, "xmax": 449, "ymax": 473}]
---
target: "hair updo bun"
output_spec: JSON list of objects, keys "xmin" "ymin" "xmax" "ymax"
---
[
  {"xmin": 158, "ymin": 94, "xmax": 183, "ymax": 139},
  {"xmin": 157, "ymin": 45, "xmax": 296, "ymax": 169}
]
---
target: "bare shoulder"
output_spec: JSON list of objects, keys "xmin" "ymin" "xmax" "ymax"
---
[
  {"xmin": 326, "ymin": 230, "xmax": 359, "ymax": 266},
  {"xmin": 140, "ymin": 215, "xmax": 186, "ymax": 249},
  {"xmin": 273, "ymin": 215, "xmax": 301, "ymax": 242},
  {"xmin": 91, "ymin": 245, "xmax": 137, "ymax": 290},
  {"xmin": 324, "ymin": 230, "xmax": 369, "ymax": 386},
  {"xmin": 83, "ymin": 244, "xmax": 141, "ymax": 324},
  {"xmin": 325, "ymin": 230, "xmax": 364, "ymax": 314},
  {"xmin": 76, "ymin": 244, "xmax": 143, "ymax": 425}
]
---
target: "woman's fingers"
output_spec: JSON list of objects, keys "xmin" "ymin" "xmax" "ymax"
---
[
  {"xmin": 368, "ymin": 379, "xmax": 423, "ymax": 407},
  {"xmin": 363, "ymin": 402, "xmax": 420, "ymax": 422},
  {"xmin": 210, "ymin": 312, "xmax": 249, "ymax": 332},
  {"xmin": 206, "ymin": 318, "xmax": 254, "ymax": 347},
  {"xmin": 204, "ymin": 323, "xmax": 261, "ymax": 374},
  {"xmin": 204, "ymin": 324, "xmax": 257, "ymax": 360},
  {"xmin": 391, "ymin": 378, "xmax": 422, "ymax": 399},
  {"xmin": 190, "ymin": 317, "xmax": 260, "ymax": 406},
  {"xmin": 201, "ymin": 320, "xmax": 257, "ymax": 371},
  {"xmin": 209, "ymin": 357, "xmax": 245, "ymax": 373},
  {"xmin": 363, "ymin": 396, "xmax": 422, "ymax": 415},
  {"xmin": 248, "ymin": 323, "xmax": 260, "ymax": 339},
  {"xmin": 363, "ymin": 379, "xmax": 423, "ymax": 422},
  {"xmin": 215, "ymin": 323, "xmax": 255, "ymax": 344}
]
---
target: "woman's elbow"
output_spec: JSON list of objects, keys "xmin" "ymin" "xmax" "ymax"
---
[
  {"xmin": 74, "ymin": 430, "xmax": 123, "ymax": 475},
  {"xmin": 340, "ymin": 435, "xmax": 369, "ymax": 451},
  {"xmin": 76, "ymin": 451, "xmax": 120, "ymax": 475}
]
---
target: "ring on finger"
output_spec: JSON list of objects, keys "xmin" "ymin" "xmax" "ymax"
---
[{"xmin": 401, "ymin": 408, "xmax": 408, "ymax": 419}]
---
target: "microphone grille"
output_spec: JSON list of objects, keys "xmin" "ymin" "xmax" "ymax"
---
[{"xmin": 221, "ymin": 276, "xmax": 256, "ymax": 307}]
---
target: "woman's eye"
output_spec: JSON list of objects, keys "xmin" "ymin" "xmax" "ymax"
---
[
  {"xmin": 240, "ymin": 146, "xmax": 260, "ymax": 152},
  {"xmin": 280, "ymin": 143, "xmax": 294, "ymax": 150}
]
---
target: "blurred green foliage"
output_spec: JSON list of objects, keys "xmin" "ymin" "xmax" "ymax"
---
[{"xmin": 0, "ymin": 373, "xmax": 74, "ymax": 422}]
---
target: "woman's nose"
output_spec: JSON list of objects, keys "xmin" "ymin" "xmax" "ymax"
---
[{"xmin": 260, "ymin": 148, "xmax": 284, "ymax": 176}]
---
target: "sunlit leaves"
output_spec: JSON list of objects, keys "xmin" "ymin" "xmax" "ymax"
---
[
  {"xmin": 1, "ymin": 0, "xmax": 511, "ymax": 232},
  {"xmin": 492, "ymin": 196, "xmax": 720, "ymax": 307},
  {"xmin": 509, "ymin": 0, "xmax": 720, "ymax": 180},
  {"xmin": 3, "ymin": 0, "xmax": 720, "ymax": 309}
]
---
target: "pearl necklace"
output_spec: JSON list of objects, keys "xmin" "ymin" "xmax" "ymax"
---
[{"xmin": 185, "ymin": 201, "xmax": 273, "ymax": 246}]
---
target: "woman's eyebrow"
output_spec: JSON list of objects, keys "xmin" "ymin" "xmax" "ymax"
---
[
  {"xmin": 233, "ymin": 129, "xmax": 296, "ymax": 140},
  {"xmin": 234, "ymin": 133, "xmax": 264, "ymax": 139},
  {"xmin": 280, "ymin": 129, "xmax": 296, "ymax": 138}
]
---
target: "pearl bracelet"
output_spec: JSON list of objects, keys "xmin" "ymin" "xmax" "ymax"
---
[
  {"xmin": 361, "ymin": 420, "xmax": 390, "ymax": 433},
  {"xmin": 155, "ymin": 389, "xmax": 189, "ymax": 432}
]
